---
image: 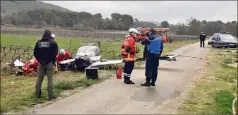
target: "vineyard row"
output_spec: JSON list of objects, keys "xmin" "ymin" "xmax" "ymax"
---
[{"xmin": 1, "ymin": 31, "xmax": 199, "ymax": 41}]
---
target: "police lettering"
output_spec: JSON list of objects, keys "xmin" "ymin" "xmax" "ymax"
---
[{"xmin": 39, "ymin": 42, "xmax": 50, "ymax": 48}]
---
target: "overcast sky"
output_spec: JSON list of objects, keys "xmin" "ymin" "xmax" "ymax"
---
[{"xmin": 43, "ymin": 1, "xmax": 237, "ymax": 24}]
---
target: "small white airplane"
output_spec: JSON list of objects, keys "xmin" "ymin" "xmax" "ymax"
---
[{"xmin": 58, "ymin": 44, "xmax": 177, "ymax": 70}]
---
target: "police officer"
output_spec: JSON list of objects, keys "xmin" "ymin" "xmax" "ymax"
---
[
  {"xmin": 199, "ymin": 32, "xmax": 206, "ymax": 47},
  {"xmin": 33, "ymin": 29, "xmax": 58, "ymax": 100},
  {"xmin": 121, "ymin": 28, "xmax": 138, "ymax": 84},
  {"xmin": 141, "ymin": 28, "xmax": 163, "ymax": 87}
]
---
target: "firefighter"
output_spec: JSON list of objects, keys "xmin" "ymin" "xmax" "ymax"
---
[
  {"xmin": 56, "ymin": 49, "xmax": 73, "ymax": 70},
  {"xmin": 199, "ymin": 32, "xmax": 206, "ymax": 47},
  {"xmin": 141, "ymin": 28, "xmax": 163, "ymax": 87},
  {"xmin": 121, "ymin": 28, "xmax": 139, "ymax": 84},
  {"xmin": 56, "ymin": 49, "xmax": 72, "ymax": 63},
  {"xmin": 34, "ymin": 29, "xmax": 58, "ymax": 100},
  {"xmin": 22, "ymin": 56, "xmax": 39, "ymax": 75}
]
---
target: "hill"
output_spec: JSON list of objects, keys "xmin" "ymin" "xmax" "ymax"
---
[{"xmin": 1, "ymin": 1, "xmax": 71, "ymax": 16}]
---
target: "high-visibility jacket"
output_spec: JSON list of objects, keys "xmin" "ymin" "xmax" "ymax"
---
[
  {"xmin": 23, "ymin": 59, "xmax": 38, "ymax": 74},
  {"xmin": 121, "ymin": 35, "xmax": 137, "ymax": 62},
  {"xmin": 56, "ymin": 51, "xmax": 72, "ymax": 64}
]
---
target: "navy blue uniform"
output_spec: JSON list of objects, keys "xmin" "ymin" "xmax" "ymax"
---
[
  {"xmin": 141, "ymin": 33, "xmax": 163, "ymax": 86},
  {"xmin": 199, "ymin": 33, "xmax": 206, "ymax": 47}
]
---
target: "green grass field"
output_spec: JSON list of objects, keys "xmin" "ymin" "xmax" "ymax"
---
[
  {"xmin": 1, "ymin": 34, "xmax": 198, "ymax": 60},
  {"xmin": 178, "ymin": 47, "xmax": 237, "ymax": 114},
  {"xmin": 1, "ymin": 34, "xmax": 135, "ymax": 60},
  {"xmin": 0, "ymin": 34, "xmax": 199, "ymax": 114}
]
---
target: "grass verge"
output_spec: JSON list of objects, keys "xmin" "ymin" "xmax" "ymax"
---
[
  {"xmin": 178, "ymin": 47, "xmax": 237, "ymax": 114},
  {"xmin": 0, "ymin": 70, "xmax": 114, "ymax": 114}
]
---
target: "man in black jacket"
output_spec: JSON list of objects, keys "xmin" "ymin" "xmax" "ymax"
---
[
  {"xmin": 143, "ymin": 32, "xmax": 150, "ymax": 59},
  {"xmin": 34, "ymin": 29, "xmax": 58, "ymax": 100}
]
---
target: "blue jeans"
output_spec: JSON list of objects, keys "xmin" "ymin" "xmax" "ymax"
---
[{"xmin": 145, "ymin": 53, "xmax": 159, "ymax": 83}]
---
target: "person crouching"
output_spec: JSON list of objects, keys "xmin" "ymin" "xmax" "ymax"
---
[
  {"xmin": 56, "ymin": 49, "xmax": 73, "ymax": 71},
  {"xmin": 22, "ymin": 56, "xmax": 38, "ymax": 75}
]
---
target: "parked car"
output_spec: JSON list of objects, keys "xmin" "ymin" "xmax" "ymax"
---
[
  {"xmin": 211, "ymin": 33, "xmax": 237, "ymax": 48},
  {"xmin": 208, "ymin": 36, "xmax": 215, "ymax": 45}
]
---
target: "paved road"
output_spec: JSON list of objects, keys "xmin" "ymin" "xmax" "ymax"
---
[{"xmin": 32, "ymin": 42, "xmax": 206, "ymax": 114}]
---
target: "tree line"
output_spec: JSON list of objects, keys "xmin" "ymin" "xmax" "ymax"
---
[
  {"xmin": 1, "ymin": 9, "xmax": 237, "ymax": 36},
  {"xmin": 171, "ymin": 18, "xmax": 237, "ymax": 36},
  {"xmin": 1, "ymin": 9, "xmax": 157, "ymax": 30}
]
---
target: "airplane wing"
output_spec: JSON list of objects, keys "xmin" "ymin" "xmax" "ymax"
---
[
  {"xmin": 89, "ymin": 55, "xmax": 177, "ymax": 67},
  {"xmin": 136, "ymin": 55, "xmax": 177, "ymax": 62},
  {"xmin": 59, "ymin": 59, "xmax": 75, "ymax": 64},
  {"xmin": 89, "ymin": 59, "xmax": 123, "ymax": 67}
]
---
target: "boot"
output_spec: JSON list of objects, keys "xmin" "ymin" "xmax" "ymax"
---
[
  {"xmin": 124, "ymin": 77, "xmax": 135, "ymax": 84},
  {"xmin": 141, "ymin": 80, "xmax": 151, "ymax": 87},
  {"xmin": 48, "ymin": 96, "xmax": 56, "ymax": 101},
  {"xmin": 124, "ymin": 76, "xmax": 127, "ymax": 83},
  {"xmin": 150, "ymin": 82, "xmax": 156, "ymax": 86},
  {"xmin": 36, "ymin": 90, "xmax": 41, "ymax": 99}
]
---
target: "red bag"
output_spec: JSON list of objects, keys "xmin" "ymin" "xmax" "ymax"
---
[{"xmin": 116, "ymin": 65, "xmax": 122, "ymax": 79}]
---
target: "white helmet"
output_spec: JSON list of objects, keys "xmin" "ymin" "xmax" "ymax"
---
[
  {"xmin": 128, "ymin": 28, "xmax": 139, "ymax": 34},
  {"xmin": 136, "ymin": 27, "xmax": 142, "ymax": 32},
  {"xmin": 51, "ymin": 34, "xmax": 56, "ymax": 38},
  {"xmin": 59, "ymin": 49, "xmax": 66, "ymax": 55}
]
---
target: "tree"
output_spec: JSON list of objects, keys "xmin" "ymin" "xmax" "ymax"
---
[
  {"xmin": 121, "ymin": 14, "xmax": 133, "ymax": 29},
  {"xmin": 100, "ymin": 18, "xmax": 111, "ymax": 29},
  {"xmin": 111, "ymin": 13, "xmax": 122, "ymax": 21},
  {"xmin": 160, "ymin": 21, "xmax": 169, "ymax": 28},
  {"xmin": 202, "ymin": 20, "xmax": 207, "ymax": 24},
  {"xmin": 91, "ymin": 13, "xmax": 103, "ymax": 29}
]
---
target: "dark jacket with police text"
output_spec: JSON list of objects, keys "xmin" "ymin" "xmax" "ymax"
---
[{"xmin": 33, "ymin": 36, "xmax": 58, "ymax": 65}]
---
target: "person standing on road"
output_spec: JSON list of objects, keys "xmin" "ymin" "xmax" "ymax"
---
[
  {"xmin": 33, "ymin": 29, "xmax": 58, "ymax": 100},
  {"xmin": 141, "ymin": 28, "xmax": 163, "ymax": 87},
  {"xmin": 121, "ymin": 28, "xmax": 139, "ymax": 84},
  {"xmin": 199, "ymin": 32, "xmax": 206, "ymax": 47}
]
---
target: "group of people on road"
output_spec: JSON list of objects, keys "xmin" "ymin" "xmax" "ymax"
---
[{"xmin": 121, "ymin": 27, "xmax": 163, "ymax": 87}]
